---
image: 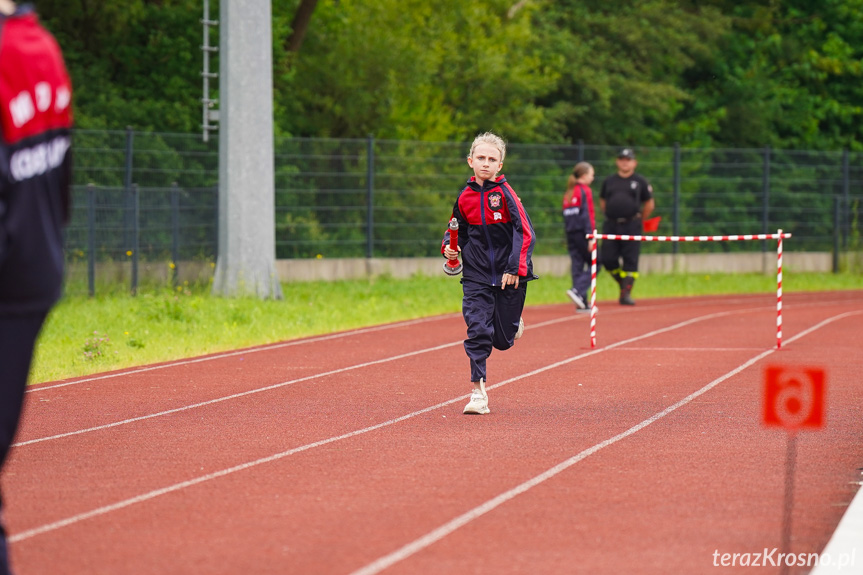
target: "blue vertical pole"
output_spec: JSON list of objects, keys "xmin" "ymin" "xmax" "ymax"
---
[
  {"xmin": 171, "ymin": 182, "xmax": 180, "ymax": 287},
  {"xmin": 833, "ymin": 196, "xmax": 840, "ymax": 273},
  {"xmin": 132, "ymin": 183, "xmax": 139, "ymax": 295},
  {"xmin": 366, "ymin": 134, "xmax": 374, "ymax": 259},
  {"xmin": 87, "ymin": 183, "xmax": 96, "ymax": 297},
  {"xmin": 124, "ymin": 127, "xmax": 134, "ymax": 252},
  {"xmin": 842, "ymin": 149, "xmax": 849, "ymax": 249},
  {"xmin": 124, "ymin": 127, "xmax": 133, "ymax": 189}
]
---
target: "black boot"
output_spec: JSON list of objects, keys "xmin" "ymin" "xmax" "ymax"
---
[{"xmin": 619, "ymin": 276, "xmax": 635, "ymax": 305}]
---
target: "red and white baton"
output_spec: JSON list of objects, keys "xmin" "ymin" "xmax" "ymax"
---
[{"xmin": 443, "ymin": 218, "xmax": 463, "ymax": 276}]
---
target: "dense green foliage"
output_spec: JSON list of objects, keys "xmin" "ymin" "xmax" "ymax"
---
[{"xmin": 33, "ymin": 0, "xmax": 863, "ymax": 149}]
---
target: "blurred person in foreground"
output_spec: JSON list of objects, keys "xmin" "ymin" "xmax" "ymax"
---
[
  {"xmin": 562, "ymin": 161, "xmax": 596, "ymax": 311},
  {"xmin": 0, "ymin": 1, "xmax": 73, "ymax": 573},
  {"xmin": 599, "ymin": 148, "xmax": 653, "ymax": 305}
]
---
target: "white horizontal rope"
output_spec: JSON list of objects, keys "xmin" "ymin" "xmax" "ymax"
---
[
  {"xmin": 587, "ymin": 228, "xmax": 791, "ymax": 350},
  {"xmin": 586, "ymin": 233, "xmax": 792, "ymax": 241}
]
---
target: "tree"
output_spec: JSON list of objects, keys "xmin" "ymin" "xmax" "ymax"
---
[
  {"xmin": 285, "ymin": 0, "xmax": 319, "ymax": 53},
  {"xmin": 36, "ymin": 0, "xmax": 206, "ymax": 132},
  {"xmin": 31, "ymin": 0, "xmax": 863, "ymax": 151},
  {"xmin": 530, "ymin": 0, "xmax": 730, "ymax": 146},
  {"xmin": 275, "ymin": 0, "xmax": 561, "ymax": 142},
  {"xmin": 684, "ymin": 0, "xmax": 863, "ymax": 150}
]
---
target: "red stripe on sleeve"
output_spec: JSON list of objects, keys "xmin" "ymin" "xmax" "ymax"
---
[
  {"xmin": 504, "ymin": 182, "xmax": 533, "ymax": 276},
  {"xmin": 584, "ymin": 185, "xmax": 596, "ymax": 230}
]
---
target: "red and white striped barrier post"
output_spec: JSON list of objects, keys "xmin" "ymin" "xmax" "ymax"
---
[
  {"xmin": 585, "ymin": 230, "xmax": 792, "ymax": 350},
  {"xmin": 777, "ymin": 229, "xmax": 783, "ymax": 349}
]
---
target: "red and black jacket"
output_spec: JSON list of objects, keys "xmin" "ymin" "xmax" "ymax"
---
[
  {"xmin": 441, "ymin": 175, "xmax": 537, "ymax": 287},
  {"xmin": 0, "ymin": 6, "xmax": 73, "ymax": 314},
  {"xmin": 562, "ymin": 183, "xmax": 595, "ymax": 235}
]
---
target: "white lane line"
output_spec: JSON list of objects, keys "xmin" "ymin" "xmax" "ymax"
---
[
  {"xmin": 27, "ymin": 315, "xmax": 459, "ymax": 393},
  {"xmin": 28, "ymin": 294, "xmax": 777, "ymax": 394},
  {"xmin": 809, "ymin": 482, "xmax": 863, "ymax": 575},
  {"xmin": 15, "ymin": 345, "xmax": 459, "ymax": 447},
  {"xmin": 25, "ymin": 295, "xmax": 772, "ymax": 394},
  {"xmin": 28, "ymin": 293, "xmax": 854, "ymax": 394},
  {"xmin": 8, "ymin": 309, "xmax": 743, "ymax": 542},
  {"xmin": 349, "ymin": 311, "xmax": 863, "ymax": 575},
  {"xmin": 11, "ymin": 302, "xmax": 785, "ymax": 448},
  {"xmin": 8, "ymin": 394, "xmax": 468, "ymax": 544},
  {"xmin": 13, "ymin": 315, "xmax": 574, "ymax": 448}
]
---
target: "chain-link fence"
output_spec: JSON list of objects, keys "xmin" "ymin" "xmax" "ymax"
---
[
  {"xmin": 65, "ymin": 130, "xmax": 863, "ymax": 294},
  {"xmin": 66, "ymin": 130, "xmax": 218, "ymax": 292}
]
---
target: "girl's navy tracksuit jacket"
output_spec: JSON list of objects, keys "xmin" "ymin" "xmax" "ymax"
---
[{"xmin": 441, "ymin": 175, "xmax": 537, "ymax": 382}]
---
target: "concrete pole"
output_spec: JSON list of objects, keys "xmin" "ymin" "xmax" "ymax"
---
[{"xmin": 212, "ymin": 0, "xmax": 283, "ymax": 299}]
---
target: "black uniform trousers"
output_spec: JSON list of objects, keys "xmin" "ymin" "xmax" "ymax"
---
[
  {"xmin": 600, "ymin": 217, "xmax": 642, "ymax": 274},
  {"xmin": 0, "ymin": 312, "xmax": 47, "ymax": 575},
  {"xmin": 566, "ymin": 230, "xmax": 591, "ymax": 300},
  {"xmin": 462, "ymin": 280, "xmax": 527, "ymax": 383}
]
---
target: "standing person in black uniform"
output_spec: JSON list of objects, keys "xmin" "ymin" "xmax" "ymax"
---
[
  {"xmin": 0, "ymin": 2, "xmax": 73, "ymax": 573},
  {"xmin": 599, "ymin": 148, "xmax": 654, "ymax": 305}
]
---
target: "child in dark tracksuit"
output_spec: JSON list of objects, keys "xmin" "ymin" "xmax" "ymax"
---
[
  {"xmin": 442, "ymin": 132, "xmax": 537, "ymax": 415},
  {"xmin": 562, "ymin": 162, "xmax": 596, "ymax": 311}
]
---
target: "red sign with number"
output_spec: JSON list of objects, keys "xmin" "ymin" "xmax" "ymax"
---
[{"xmin": 763, "ymin": 366, "xmax": 825, "ymax": 430}]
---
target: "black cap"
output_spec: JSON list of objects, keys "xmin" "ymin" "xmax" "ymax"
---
[{"xmin": 617, "ymin": 148, "xmax": 636, "ymax": 159}]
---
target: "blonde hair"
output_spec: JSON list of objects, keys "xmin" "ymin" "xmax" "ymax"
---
[
  {"xmin": 468, "ymin": 132, "xmax": 506, "ymax": 163},
  {"xmin": 565, "ymin": 161, "xmax": 593, "ymax": 204}
]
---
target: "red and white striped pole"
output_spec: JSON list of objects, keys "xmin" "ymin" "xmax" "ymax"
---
[
  {"xmin": 777, "ymin": 228, "xmax": 783, "ymax": 349},
  {"xmin": 586, "ymin": 231, "xmax": 792, "ymax": 349},
  {"xmin": 589, "ymin": 230, "xmax": 598, "ymax": 349}
]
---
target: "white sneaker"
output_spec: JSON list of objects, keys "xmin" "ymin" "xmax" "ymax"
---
[
  {"xmin": 566, "ymin": 289, "xmax": 586, "ymax": 310},
  {"xmin": 514, "ymin": 317, "xmax": 525, "ymax": 340},
  {"xmin": 463, "ymin": 379, "xmax": 490, "ymax": 414}
]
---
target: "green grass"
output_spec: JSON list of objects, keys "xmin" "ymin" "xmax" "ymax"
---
[{"xmin": 31, "ymin": 271, "xmax": 860, "ymax": 384}]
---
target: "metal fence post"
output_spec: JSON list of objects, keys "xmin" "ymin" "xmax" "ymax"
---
[
  {"xmin": 366, "ymin": 134, "xmax": 374, "ymax": 259},
  {"xmin": 124, "ymin": 127, "xmax": 134, "ymax": 254},
  {"xmin": 132, "ymin": 183, "xmax": 139, "ymax": 295},
  {"xmin": 673, "ymin": 142, "xmax": 681, "ymax": 255},
  {"xmin": 171, "ymin": 182, "xmax": 180, "ymax": 287},
  {"xmin": 87, "ymin": 183, "xmax": 96, "ymax": 297},
  {"xmin": 213, "ymin": 184, "xmax": 219, "ymax": 261},
  {"xmin": 833, "ymin": 196, "xmax": 841, "ymax": 273},
  {"xmin": 842, "ymin": 149, "xmax": 849, "ymax": 249},
  {"xmin": 762, "ymin": 146, "xmax": 771, "ymax": 256},
  {"xmin": 58, "ymin": 132, "xmax": 863, "ymax": 281}
]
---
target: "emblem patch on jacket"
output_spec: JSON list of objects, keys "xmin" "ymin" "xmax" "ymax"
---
[{"xmin": 487, "ymin": 191, "xmax": 503, "ymax": 211}]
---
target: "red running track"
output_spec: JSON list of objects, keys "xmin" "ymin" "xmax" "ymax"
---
[{"xmin": 3, "ymin": 291, "xmax": 862, "ymax": 574}]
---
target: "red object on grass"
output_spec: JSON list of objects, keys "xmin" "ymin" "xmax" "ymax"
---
[{"xmin": 643, "ymin": 216, "xmax": 661, "ymax": 233}]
